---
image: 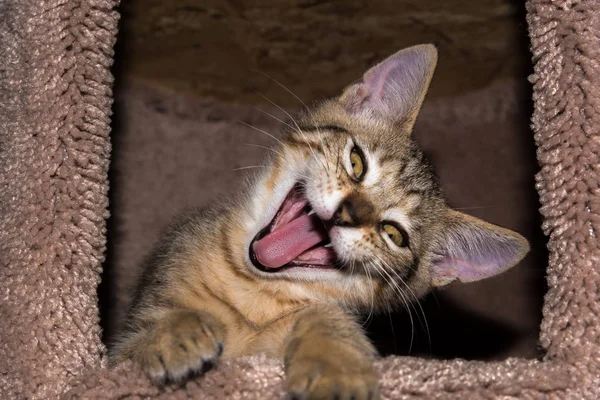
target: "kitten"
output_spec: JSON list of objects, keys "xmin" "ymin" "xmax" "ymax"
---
[{"xmin": 110, "ymin": 44, "xmax": 529, "ymax": 400}]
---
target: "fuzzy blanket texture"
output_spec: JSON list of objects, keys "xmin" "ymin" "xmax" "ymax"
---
[{"xmin": 1, "ymin": 0, "xmax": 599, "ymax": 399}]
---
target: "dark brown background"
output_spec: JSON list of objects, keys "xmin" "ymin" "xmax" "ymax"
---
[{"xmin": 117, "ymin": 0, "xmax": 530, "ymax": 106}]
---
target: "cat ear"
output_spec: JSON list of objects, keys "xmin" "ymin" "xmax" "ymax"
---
[
  {"xmin": 430, "ymin": 210, "xmax": 530, "ymax": 287},
  {"xmin": 340, "ymin": 44, "xmax": 437, "ymax": 125}
]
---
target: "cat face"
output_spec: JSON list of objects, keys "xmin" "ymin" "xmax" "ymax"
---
[
  {"xmin": 292, "ymin": 122, "xmax": 443, "ymax": 298},
  {"xmin": 239, "ymin": 45, "xmax": 529, "ymax": 311}
]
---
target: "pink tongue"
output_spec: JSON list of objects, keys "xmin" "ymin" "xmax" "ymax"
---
[{"xmin": 253, "ymin": 214, "xmax": 329, "ymax": 269}]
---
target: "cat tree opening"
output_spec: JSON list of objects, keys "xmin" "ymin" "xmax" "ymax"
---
[{"xmin": 100, "ymin": 0, "xmax": 546, "ymax": 362}]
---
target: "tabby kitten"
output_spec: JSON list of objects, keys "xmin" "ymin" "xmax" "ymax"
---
[{"xmin": 110, "ymin": 44, "xmax": 529, "ymax": 400}]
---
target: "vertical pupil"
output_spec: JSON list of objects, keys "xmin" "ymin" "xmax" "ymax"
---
[{"xmin": 350, "ymin": 147, "xmax": 364, "ymax": 179}]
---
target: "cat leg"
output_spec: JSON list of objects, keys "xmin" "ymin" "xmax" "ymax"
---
[
  {"xmin": 284, "ymin": 305, "xmax": 379, "ymax": 400},
  {"xmin": 112, "ymin": 309, "xmax": 226, "ymax": 384}
]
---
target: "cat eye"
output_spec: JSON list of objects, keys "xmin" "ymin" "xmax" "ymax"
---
[
  {"xmin": 381, "ymin": 222, "xmax": 408, "ymax": 248},
  {"xmin": 349, "ymin": 146, "xmax": 366, "ymax": 180}
]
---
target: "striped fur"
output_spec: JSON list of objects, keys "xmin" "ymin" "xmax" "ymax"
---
[{"xmin": 110, "ymin": 45, "xmax": 528, "ymax": 400}]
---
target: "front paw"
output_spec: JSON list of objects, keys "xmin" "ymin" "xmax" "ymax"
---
[
  {"xmin": 132, "ymin": 310, "xmax": 225, "ymax": 384},
  {"xmin": 285, "ymin": 350, "xmax": 379, "ymax": 400}
]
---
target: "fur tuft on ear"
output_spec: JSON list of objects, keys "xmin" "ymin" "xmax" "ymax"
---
[
  {"xmin": 430, "ymin": 211, "xmax": 530, "ymax": 287},
  {"xmin": 339, "ymin": 44, "xmax": 437, "ymax": 125}
]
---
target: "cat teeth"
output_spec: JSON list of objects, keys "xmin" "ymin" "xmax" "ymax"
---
[
  {"xmin": 308, "ymin": 210, "xmax": 316, "ymax": 216},
  {"xmin": 324, "ymin": 243, "xmax": 333, "ymax": 248}
]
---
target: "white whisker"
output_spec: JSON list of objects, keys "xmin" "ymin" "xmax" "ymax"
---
[
  {"xmin": 374, "ymin": 254, "xmax": 431, "ymax": 354},
  {"xmin": 237, "ymin": 120, "xmax": 284, "ymax": 146},
  {"xmin": 370, "ymin": 258, "xmax": 415, "ymax": 354},
  {"xmin": 253, "ymin": 69, "xmax": 309, "ymax": 110},
  {"xmin": 258, "ymin": 94, "xmax": 331, "ymax": 176},
  {"xmin": 254, "ymin": 106, "xmax": 296, "ymax": 131},
  {"xmin": 232, "ymin": 165, "xmax": 267, "ymax": 171},
  {"xmin": 454, "ymin": 205, "xmax": 494, "ymax": 210},
  {"xmin": 242, "ymin": 143, "xmax": 284, "ymax": 158}
]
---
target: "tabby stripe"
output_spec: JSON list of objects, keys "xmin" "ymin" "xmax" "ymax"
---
[
  {"xmin": 220, "ymin": 222, "xmax": 254, "ymax": 284},
  {"xmin": 396, "ymin": 158, "xmax": 414, "ymax": 181},
  {"xmin": 285, "ymin": 136, "xmax": 324, "ymax": 153},
  {"xmin": 297, "ymin": 124, "xmax": 348, "ymax": 134},
  {"xmin": 401, "ymin": 186, "xmax": 429, "ymax": 196},
  {"xmin": 379, "ymin": 153, "xmax": 397, "ymax": 164},
  {"xmin": 182, "ymin": 277, "xmax": 250, "ymax": 323},
  {"xmin": 265, "ymin": 156, "xmax": 281, "ymax": 192},
  {"xmin": 373, "ymin": 279, "xmax": 386, "ymax": 299},
  {"xmin": 403, "ymin": 255, "xmax": 420, "ymax": 284}
]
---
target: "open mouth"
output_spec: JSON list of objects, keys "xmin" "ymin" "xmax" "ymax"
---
[{"xmin": 249, "ymin": 184, "xmax": 338, "ymax": 272}]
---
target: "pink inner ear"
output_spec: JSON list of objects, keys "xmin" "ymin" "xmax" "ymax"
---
[
  {"xmin": 359, "ymin": 53, "xmax": 423, "ymax": 117},
  {"xmin": 430, "ymin": 224, "xmax": 528, "ymax": 286},
  {"xmin": 363, "ymin": 60, "xmax": 398, "ymax": 102},
  {"xmin": 341, "ymin": 45, "xmax": 436, "ymax": 120},
  {"xmin": 433, "ymin": 254, "xmax": 513, "ymax": 284}
]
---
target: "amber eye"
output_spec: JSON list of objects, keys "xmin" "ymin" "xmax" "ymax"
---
[
  {"xmin": 381, "ymin": 222, "xmax": 408, "ymax": 248},
  {"xmin": 350, "ymin": 146, "xmax": 365, "ymax": 179}
]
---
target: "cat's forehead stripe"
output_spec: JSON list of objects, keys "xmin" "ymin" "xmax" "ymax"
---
[
  {"xmin": 378, "ymin": 153, "xmax": 397, "ymax": 165},
  {"xmin": 382, "ymin": 209, "xmax": 414, "ymax": 233},
  {"xmin": 403, "ymin": 187, "xmax": 428, "ymax": 197},
  {"xmin": 298, "ymin": 124, "xmax": 348, "ymax": 134},
  {"xmin": 285, "ymin": 135, "xmax": 324, "ymax": 152}
]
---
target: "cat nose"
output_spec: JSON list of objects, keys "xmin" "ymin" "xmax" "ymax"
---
[{"xmin": 333, "ymin": 201, "xmax": 357, "ymax": 227}]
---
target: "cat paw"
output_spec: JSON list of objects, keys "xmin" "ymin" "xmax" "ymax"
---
[
  {"xmin": 285, "ymin": 360, "xmax": 379, "ymax": 400},
  {"xmin": 132, "ymin": 310, "xmax": 225, "ymax": 384}
]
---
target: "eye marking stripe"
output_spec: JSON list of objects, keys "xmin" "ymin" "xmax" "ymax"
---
[
  {"xmin": 297, "ymin": 124, "xmax": 348, "ymax": 134},
  {"xmin": 381, "ymin": 209, "xmax": 414, "ymax": 236}
]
